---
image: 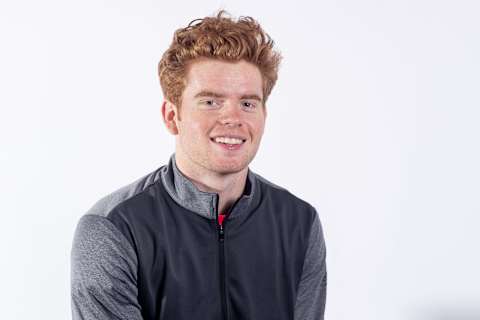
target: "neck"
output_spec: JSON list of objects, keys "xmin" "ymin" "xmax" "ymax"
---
[{"xmin": 174, "ymin": 152, "xmax": 248, "ymax": 214}]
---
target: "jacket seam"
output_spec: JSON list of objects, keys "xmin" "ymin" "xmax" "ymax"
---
[
  {"xmin": 106, "ymin": 169, "xmax": 164, "ymax": 218},
  {"xmin": 295, "ymin": 206, "xmax": 318, "ymax": 294}
]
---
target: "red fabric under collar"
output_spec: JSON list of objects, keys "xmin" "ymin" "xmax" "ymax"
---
[{"xmin": 218, "ymin": 213, "xmax": 227, "ymax": 226}]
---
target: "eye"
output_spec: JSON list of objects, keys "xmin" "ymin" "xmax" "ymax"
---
[
  {"xmin": 242, "ymin": 101, "xmax": 257, "ymax": 109},
  {"xmin": 201, "ymin": 99, "xmax": 219, "ymax": 107}
]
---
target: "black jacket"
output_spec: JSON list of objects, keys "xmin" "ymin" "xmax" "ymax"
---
[{"xmin": 71, "ymin": 154, "xmax": 327, "ymax": 319}]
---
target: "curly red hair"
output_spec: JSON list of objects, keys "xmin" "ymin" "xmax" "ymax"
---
[{"xmin": 158, "ymin": 10, "xmax": 282, "ymax": 107}]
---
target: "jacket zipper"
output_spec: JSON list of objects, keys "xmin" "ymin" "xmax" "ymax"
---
[
  {"xmin": 215, "ymin": 195, "xmax": 229, "ymax": 320},
  {"xmin": 216, "ymin": 194, "xmax": 243, "ymax": 320}
]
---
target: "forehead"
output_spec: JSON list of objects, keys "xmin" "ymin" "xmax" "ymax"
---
[{"xmin": 183, "ymin": 58, "xmax": 263, "ymax": 98}]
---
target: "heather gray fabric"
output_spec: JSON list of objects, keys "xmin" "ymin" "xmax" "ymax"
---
[
  {"xmin": 294, "ymin": 212, "xmax": 327, "ymax": 320},
  {"xmin": 71, "ymin": 214, "xmax": 143, "ymax": 319},
  {"xmin": 161, "ymin": 153, "xmax": 256, "ymax": 220},
  {"xmin": 71, "ymin": 167, "xmax": 162, "ymax": 319},
  {"xmin": 71, "ymin": 153, "xmax": 327, "ymax": 319}
]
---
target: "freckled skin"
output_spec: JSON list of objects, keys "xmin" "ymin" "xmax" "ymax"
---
[{"xmin": 170, "ymin": 58, "xmax": 267, "ymax": 177}]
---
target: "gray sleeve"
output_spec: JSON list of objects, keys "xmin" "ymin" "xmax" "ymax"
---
[
  {"xmin": 294, "ymin": 211, "xmax": 327, "ymax": 320},
  {"xmin": 71, "ymin": 214, "xmax": 143, "ymax": 320}
]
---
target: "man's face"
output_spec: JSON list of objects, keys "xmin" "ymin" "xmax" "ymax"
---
[{"xmin": 168, "ymin": 58, "xmax": 267, "ymax": 175}]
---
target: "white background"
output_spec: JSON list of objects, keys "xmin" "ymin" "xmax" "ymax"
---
[{"xmin": 1, "ymin": 0, "xmax": 479, "ymax": 319}]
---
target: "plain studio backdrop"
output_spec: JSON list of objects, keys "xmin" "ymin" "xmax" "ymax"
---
[{"xmin": 1, "ymin": 0, "xmax": 479, "ymax": 319}]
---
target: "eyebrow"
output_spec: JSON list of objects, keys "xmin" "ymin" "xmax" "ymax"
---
[{"xmin": 194, "ymin": 90, "xmax": 263, "ymax": 102}]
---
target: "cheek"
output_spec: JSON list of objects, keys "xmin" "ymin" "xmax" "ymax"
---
[
  {"xmin": 251, "ymin": 119, "xmax": 266, "ymax": 136},
  {"xmin": 189, "ymin": 121, "xmax": 209, "ymax": 138},
  {"xmin": 181, "ymin": 116, "xmax": 210, "ymax": 138}
]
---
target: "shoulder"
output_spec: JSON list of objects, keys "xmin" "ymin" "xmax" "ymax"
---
[
  {"xmin": 84, "ymin": 165, "xmax": 164, "ymax": 219},
  {"xmin": 73, "ymin": 166, "xmax": 165, "ymax": 251},
  {"xmin": 252, "ymin": 171, "xmax": 318, "ymax": 221}
]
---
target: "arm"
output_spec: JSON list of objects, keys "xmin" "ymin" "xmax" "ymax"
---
[
  {"xmin": 294, "ymin": 211, "xmax": 327, "ymax": 320},
  {"xmin": 71, "ymin": 214, "xmax": 143, "ymax": 320}
]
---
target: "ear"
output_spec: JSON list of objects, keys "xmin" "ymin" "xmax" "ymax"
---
[{"xmin": 161, "ymin": 100, "xmax": 180, "ymax": 135}]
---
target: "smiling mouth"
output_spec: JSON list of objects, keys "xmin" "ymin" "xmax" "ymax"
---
[
  {"xmin": 210, "ymin": 137, "xmax": 247, "ymax": 145},
  {"xmin": 210, "ymin": 137, "xmax": 247, "ymax": 152}
]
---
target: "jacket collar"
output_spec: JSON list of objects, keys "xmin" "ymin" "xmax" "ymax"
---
[{"xmin": 160, "ymin": 153, "xmax": 256, "ymax": 220}]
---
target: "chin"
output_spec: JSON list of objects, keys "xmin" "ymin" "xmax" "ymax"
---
[{"xmin": 210, "ymin": 159, "xmax": 248, "ymax": 174}]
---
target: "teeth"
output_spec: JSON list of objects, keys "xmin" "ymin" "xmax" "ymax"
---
[{"xmin": 214, "ymin": 137, "xmax": 244, "ymax": 145}]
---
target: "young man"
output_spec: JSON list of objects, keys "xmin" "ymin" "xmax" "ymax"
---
[{"xmin": 71, "ymin": 11, "xmax": 327, "ymax": 320}]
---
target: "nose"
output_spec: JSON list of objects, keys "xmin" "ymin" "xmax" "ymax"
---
[{"xmin": 219, "ymin": 101, "xmax": 243, "ymax": 127}]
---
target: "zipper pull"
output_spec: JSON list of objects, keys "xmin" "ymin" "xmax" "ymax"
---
[
  {"xmin": 219, "ymin": 224, "xmax": 224, "ymax": 242},
  {"xmin": 218, "ymin": 213, "xmax": 226, "ymax": 242}
]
